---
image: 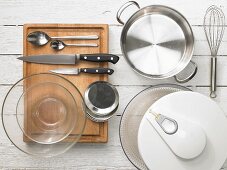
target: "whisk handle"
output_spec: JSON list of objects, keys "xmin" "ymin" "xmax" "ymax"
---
[{"xmin": 210, "ymin": 57, "xmax": 217, "ymax": 98}]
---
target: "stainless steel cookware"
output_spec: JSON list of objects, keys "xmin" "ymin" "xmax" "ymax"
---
[{"xmin": 117, "ymin": 1, "xmax": 194, "ymax": 80}]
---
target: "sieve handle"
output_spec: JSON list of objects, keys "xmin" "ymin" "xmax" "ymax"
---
[{"xmin": 174, "ymin": 61, "xmax": 197, "ymax": 83}]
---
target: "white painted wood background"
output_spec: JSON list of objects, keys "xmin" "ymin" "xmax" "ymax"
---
[{"xmin": 0, "ymin": 0, "xmax": 227, "ymax": 169}]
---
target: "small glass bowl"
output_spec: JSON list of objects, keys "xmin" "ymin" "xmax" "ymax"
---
[{"xmin": 2, "ymin": 73, "xmax": 86, "ymax": 157}]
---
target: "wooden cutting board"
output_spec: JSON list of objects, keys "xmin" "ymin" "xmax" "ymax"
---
[{"xmin": 23, "ymin": 24, "xmax": 108, "ymax": 142}]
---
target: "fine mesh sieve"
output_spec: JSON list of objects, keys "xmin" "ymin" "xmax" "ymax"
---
[{"xmin": 120, "ymin": 84, "xmax": 190, "ymax": 169}]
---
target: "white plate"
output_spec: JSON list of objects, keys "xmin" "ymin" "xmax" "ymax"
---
[{"xmin": 138, "ymin": 91, "xmax": 227, "ymax": 170}]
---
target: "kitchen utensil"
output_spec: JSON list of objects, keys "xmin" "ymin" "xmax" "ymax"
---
[
  {"xmin": 203, "ymin": 5, "xmax": 225, "ymax": 98},
  {"xmin": 24, "ymin": 24, "xmax": 109, "ymax": 143},
  {"xmin": 27, "ymin": 31, "xmax": 99, "ymax": 46},
  {"xmin": 174, "ymin": 61, "xmax": 197, "ymax": 83},
  {"xmin": 138, "ymin": 91, "xmax": 227, "ymax": 170},
  {"xmin": 147, "ymin": 111, "xmax": 206, "ymax": 159},
  {"xmin": 120, "ymin": 84, "xmax": 190, "ymax": 170},
  {"xmin": 50, "ymin": 67, "xmax": 114, "ymax": 75},
  {"xmin": 50, "ymin": 40, "xmax": 98, "ymax": 51},
  {"xmin": 117, "ymin": 1, "xmax": 194, "ymax": 79},
  {"xmin": 18, "ymin": 54, "xmax": 119, "ymax": 64},
  {"xmin": 84, "ymin": 81, "xmax": 119, "ymax": 122},
  {"xmin": 2, "ymin": 73, "xmax": 86, "ymax": 157}
]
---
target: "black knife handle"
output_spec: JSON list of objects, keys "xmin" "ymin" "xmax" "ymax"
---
[
  {"xmin": 79, "ymin": 54, "xmax": 119, "ymax": 64},
  {"xmin": 80, "ymin": 68, "xmax": 114, "ymax": 75}
]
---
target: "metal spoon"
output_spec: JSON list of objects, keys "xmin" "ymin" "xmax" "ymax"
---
[
  {"xmin": 27, "ymin": 31, "xmax": 99, "ymax": 46},
  {"xmin": 50, "ymin": 40, "xmax": 98, "ymax": 51}
]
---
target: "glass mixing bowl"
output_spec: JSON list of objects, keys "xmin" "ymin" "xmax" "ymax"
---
[{"xmin": 2, "ymin": 73, "xmax": 86, "ymax": 157}]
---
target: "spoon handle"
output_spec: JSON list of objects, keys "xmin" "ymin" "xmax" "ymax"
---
[
  {"xmin": 67, "ymin": 43, "xmax": 98, "ymax": 47},
  {"xmin": 51, "ymin": 35, "xmax": 99, "ymax": 40}
]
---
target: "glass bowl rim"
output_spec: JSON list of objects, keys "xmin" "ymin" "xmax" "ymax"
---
[{"xmin": 1, "ymin": 72, "xmax": 87, "ymax": 157}]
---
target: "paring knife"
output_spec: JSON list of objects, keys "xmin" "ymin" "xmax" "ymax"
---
[
  {"xmin": 50, "ymin": 68, "xmax": 114, "ymax": 75},
  {"xmin": 17, "ymin": 54, "xmax": 119, "ymax": 64}
]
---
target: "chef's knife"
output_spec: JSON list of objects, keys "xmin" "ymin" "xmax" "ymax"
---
[
  {"xmin": 17, "ymin": 54, "xmax": 119, "ymax": 64},
  {"xmin": 50, "ymin": 67, "xmax": 114, "ymax": 75}
]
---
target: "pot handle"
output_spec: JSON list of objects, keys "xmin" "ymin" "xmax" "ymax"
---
[{"xmin": 116, "ymin": 1, "xmax": 140, "ymax": 25}]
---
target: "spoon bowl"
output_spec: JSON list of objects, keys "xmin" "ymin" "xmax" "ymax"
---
[
  {"xmin": 27, "ymin": 31, "xmax": 50, "ymax": 46},
  {"xmin": 51, "ymin": 40, "xmax": 65, "ymax": 50}
]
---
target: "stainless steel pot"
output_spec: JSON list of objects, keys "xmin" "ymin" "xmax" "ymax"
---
[{"xmin": 117, "ymin": 1, "xmax": 194, "ymax": 80}]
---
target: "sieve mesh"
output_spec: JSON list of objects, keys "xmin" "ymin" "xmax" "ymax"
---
[{"xmin": 120, "ymin": 84, "xmax": 190, "ymax": 169}]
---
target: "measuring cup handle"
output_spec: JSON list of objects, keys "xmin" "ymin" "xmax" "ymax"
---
[{"xmin": 116, "ymin": 1, "xmax": 140, "ymax": 25}]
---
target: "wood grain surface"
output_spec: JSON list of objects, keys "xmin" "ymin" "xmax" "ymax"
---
[
  {"xmin": 1, "ymin": 0, "xmax": 227, "ymax": 169},
  {"xmin": 23, "ymin": 24, "xmax": 108, "ymax": 142}
]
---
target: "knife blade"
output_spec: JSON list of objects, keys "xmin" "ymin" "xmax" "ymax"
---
[
  {"xmin": 17, "ymin": 54, "xmax": 119, "ymax": 64},
  {"xmin": 50, "ymin": 68, "xmax": 114, "ymax": 75}
]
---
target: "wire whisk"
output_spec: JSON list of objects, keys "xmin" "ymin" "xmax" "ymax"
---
[{"xmin": 203, "ymin": 5, "xmax": 225, "ymax": 98}]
